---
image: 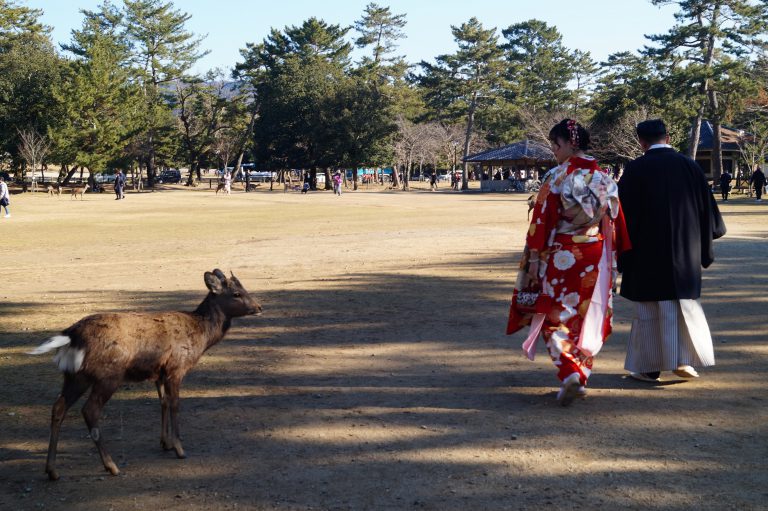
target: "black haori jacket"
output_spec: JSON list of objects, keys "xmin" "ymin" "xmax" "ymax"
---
[{"xmin": 618, "ymin": 147, "xmax": 726, "ymax": 301}]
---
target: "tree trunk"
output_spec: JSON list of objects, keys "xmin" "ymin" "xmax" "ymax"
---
[
  {"xmin": 324, "ymin": 168, "xmax": 332, "ymax": 190},
  {"xmin": 57, "ymin": 164, "xmax": 68, "ymax": 184},
  {"xmin": 688, "ymin": 8, "xmax": 718, "ymax": 159},
  {"xmin": 309, "ymin": 168, "xmax": 318, "ymax": 190},
  {"xmin": 461, "ymin": 97, "xmax": 478, "ymax": 191},
  {"xmin": 353, "ymin": 168, "xmax": 359, "ymax": 190},
  {"xmin": 709, "ymin": 88, "xmax": 723, "ymax": 185}
]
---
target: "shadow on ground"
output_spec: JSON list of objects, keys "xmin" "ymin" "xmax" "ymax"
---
[{"xmin": 1, "ymin": 236, "xmax": 766, "ymax": 511}]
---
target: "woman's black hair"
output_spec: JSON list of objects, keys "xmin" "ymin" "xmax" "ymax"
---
[{"xmin": 548, "ymin": 119, "xmax": 590, "ymax": 151}]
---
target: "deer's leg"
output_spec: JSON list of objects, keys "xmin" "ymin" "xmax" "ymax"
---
[
  {"xmin": 45, "ymin": 374, "xmax": 90, "ymax": 481},
  {"xmin": 164, "ymin": 378, "xmax": 186, "ymax": 459},
  {"xmin": 155, "ymin": 378, "xmax": 172, "ymax": 450},
  {"xmin": 81, "ymin": 381, "xmax": 120, "ymax": 476}
]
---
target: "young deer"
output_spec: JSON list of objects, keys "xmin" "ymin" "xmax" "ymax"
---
[
  {"xmin": 47, "ymin": 184, "xmax": 61, "ymax": 197},
  {"xmin": 70, "ymin": 184, "xmax": 89, "ymax": 200},
  {"xmin": 29, "ymin": 269, "xmax": 262, "ymax": 480}
]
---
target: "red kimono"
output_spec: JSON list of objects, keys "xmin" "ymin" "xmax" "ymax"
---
[{"xmin": 507, "ymin": 156, "xmax": 630, "ymax": 386}]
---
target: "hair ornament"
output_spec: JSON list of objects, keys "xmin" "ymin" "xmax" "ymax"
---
[{"xmin": 566, "ymin": 119, "xmax": 580, "ymax": 148}]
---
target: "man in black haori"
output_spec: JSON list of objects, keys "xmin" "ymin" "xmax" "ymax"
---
[{"xmin": 618, "ymin": 119, "xmax": 726, "ymax": 383}]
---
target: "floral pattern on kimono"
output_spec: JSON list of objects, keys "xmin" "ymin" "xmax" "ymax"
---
[{"xmin": 507, "ymin": 156, "xmax": 630, "ymax": 386}]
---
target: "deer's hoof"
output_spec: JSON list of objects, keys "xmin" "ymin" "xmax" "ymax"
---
[
  {"xmin": 105, "ymin": 462, "xmax": 120, "ymax": 476},
  {"xmin": 174, "ymin": 446, "xmax": 186, "ymax": 459}
]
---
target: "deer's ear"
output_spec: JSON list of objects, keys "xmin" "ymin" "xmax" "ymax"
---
[{"xmin": 204, "ymin": 272, "xmax": 225, "ymax": 294}]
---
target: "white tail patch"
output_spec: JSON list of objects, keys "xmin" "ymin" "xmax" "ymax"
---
[
  {"xmin": 28, "ymin": 335, "xmax": 71, "ymax": 355},
  {"xmin": 28, "ymin": 335, "xmax": 85, "ymax": 373}
]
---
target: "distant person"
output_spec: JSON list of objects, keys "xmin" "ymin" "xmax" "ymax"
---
[
  {"xmin": 507, "ymin": 119, "xmax": 629, "ymax": 406},
  {"xmin": 332, "ymin": 171, "xmax": 342, "ymax": 196},
  {"xmin": 0, "ymin": 176, "xmax": 10, "ymax": 217},
  {"xmin": 750, "ymin": 167, "xmax": 765, "ymax": 202},
  {"xmin": 719, "ymin": 170, "xmax": 732, "ymax": 201},
  {"xmin": 114, "ymin": 169, "xmax": 126, "ymax": 200},
  {"xmin": 224, "ymin": 171, "xmax": 232, "ymax": 195},
  {"xmin": 429, "ymin": 173, "xmax": 438, "ymax": 191},
  {"xmin": 618, "ymin": 119, "xmax": 725, "ymax": 383}
]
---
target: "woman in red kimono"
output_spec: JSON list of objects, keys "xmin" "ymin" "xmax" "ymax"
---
[{"xmin": 507, "ymin": 119, "xmax": 630, "ymax": 406}]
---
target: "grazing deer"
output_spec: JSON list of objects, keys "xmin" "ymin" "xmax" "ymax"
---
[
  {"xmin": 70, "ymin": 184, "xmax": 89, "ymax": 200},
  {"xmin": 47, "ymin": 184, "xmax": 61, "ymax": 197},
  {"xmin": 28, "ymin": 269, "xmax": 262, "ymax": 480}
]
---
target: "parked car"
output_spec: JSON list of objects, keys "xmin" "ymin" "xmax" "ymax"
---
[
  {"xmin": 158, "ymin": 169, "xmax": 181, "ymax": 183},
  {"xmin": 94, "ymin": 173, "xmax": 116, "ymax": 184},
  {"xmin": 247, "ymin": 171, "xmax": 274, "ymax": 182}
]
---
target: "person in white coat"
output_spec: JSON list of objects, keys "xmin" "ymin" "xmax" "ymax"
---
[{"xmin": 0, "ymin": 176, "xmax": 10, "ymax": 218}]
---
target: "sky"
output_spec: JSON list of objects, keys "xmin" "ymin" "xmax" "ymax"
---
[{"xmin": 29, "ymin": 0, "xmax": 680, "ymax": 74}]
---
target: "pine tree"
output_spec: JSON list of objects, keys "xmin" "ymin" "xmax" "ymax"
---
[
  {"xmin": 416, "ymin": 18, "xmax": 504, "ymax": 190},
  {"xmin": 122, "ymin": 0, "xmax": 207, "ymax": 185},
  {"xmin": 645, "ymin": 0, "xmax": 768, "ymax": 179}
]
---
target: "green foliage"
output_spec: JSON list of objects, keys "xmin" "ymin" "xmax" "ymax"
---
[
  {"xmin": 501, "ymin": 19, "xmax": 573, "ymax": 112},
  {"xmin": 50, "ymin": 5, "xmax": 137, "ymax": 173},
  {"xmin": 237, "ymin": 15, "xmax": 396, "ymax": 176},
  {"xmin": 0, "ymin": 2, "xmax": 60, "ymax": 169}
]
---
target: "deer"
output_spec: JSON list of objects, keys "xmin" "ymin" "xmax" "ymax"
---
[
  {"xmin": 28, "ymin": 269, "xmax": 262, "ymax": 480},
  {"xmin": 70, "ymin": 184, "xmax": 89, "ymax": 200},
  {"xmin": 46, "ymin": 184, "xmax": 61, "ymax": 197}
]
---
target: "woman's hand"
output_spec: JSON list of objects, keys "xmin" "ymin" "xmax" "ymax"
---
[{"xmin": 527, "ymin": 259, "xmax": 540, "ymax": 283}]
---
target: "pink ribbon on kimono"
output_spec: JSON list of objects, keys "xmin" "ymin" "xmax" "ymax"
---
[
  {"xmin": 522, "ymin": 313, "xmax": 545, "ymax": 361},
  {"xmin": 577, "ymin": 216, "xmax": 614, "ymax": 357}
]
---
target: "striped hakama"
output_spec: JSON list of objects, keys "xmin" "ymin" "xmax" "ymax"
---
[{"xmin": 624, "ymin": 300, "xmax": 715, "ymax": 373}]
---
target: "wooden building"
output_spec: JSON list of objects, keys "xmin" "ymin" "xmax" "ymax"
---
[
  {"xmin": 464, "ymin": 140, "xmax": 556, "ymax": 191},
  {"xmin": 695, "ymin": 121, "xmax": 744, "ymax": 182}
]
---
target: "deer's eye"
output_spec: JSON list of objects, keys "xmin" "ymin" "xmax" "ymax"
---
[{"xmin": 233, "ymin": 292, "xmax": 241, "ymax": 297}]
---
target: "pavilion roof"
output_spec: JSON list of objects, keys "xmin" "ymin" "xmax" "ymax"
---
[
  {"xmin": 697, "ymin": 120, "xmax": 743, "ymax": 152},
  {"xmin": 464, "ymin": 140, "xmax": 555, "ymax": 164}
]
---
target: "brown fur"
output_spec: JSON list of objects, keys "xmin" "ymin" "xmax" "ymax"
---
[
  {"xmin": 70, "ymin": 184, "xmax": 89, "ymax": 200},
  {"xmin": 215, "ymin": 182, "xmax": 225, "ymax": 194},
  {"xmin": 47, "ymin": 184, "xmax": 61, "ymax": 197},
  {"xmin": 35, "ymin": 269, "xmax": 261, "ymax": 480}
]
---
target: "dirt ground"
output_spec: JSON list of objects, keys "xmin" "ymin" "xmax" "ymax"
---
[{"xmin": 0, "ymin": 181, "xmax": 766, "ymax": 511}]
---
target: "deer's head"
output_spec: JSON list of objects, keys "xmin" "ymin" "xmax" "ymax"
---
[{"xmin": 204, "ymin": 269, "xmax": 262, "ymax": 317}]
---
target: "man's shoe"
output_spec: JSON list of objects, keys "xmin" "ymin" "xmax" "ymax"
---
[
  {"xmin": 557, "ymin": 373, "xmax": 581, "ymax": 407},
  {"xmin": 629, "ymin": 372, "xmax": 660, "ymax": 382},
  {"xmin": 673, "ymin": 365, "xmax": 699, "ymax": 378}
]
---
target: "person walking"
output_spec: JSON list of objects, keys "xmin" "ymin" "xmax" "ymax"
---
[
  {"xmin": 114, "ymin": 169, "xmax": 126, "ymax": 200},
  {"xmin": 0, "ymin": 176, "xmax": 10, "ymax": 217},
  {"xmin": 429, "ymin": 172, "xmax": 438, "ymax": 191},
  {"xmin": 618, "ymin": 119, "xmax": 726, "ymax": 383},
  {"xmin": 719, "ymin": 169, "xmax": 732, "ymax": 201},
  {"xmin": 224, "ymin": 170, "xmax": 232, "ymax": 195},
  {"xmin": 332, "ymin": 171, "xmax": 342, "ymax": 196},
  {"xmin": 506, "ymin": 119, "xmax": 630, "ymax": 406},
  {"xmin": 750, "ymin": 167, "xmax": 766, "ymax": 202}
]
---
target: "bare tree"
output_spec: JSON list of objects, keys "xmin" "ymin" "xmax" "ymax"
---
[
  {"xmin": 590, "ymin": 108, "xmax": 649, "ymax": 163},
  {"xmin": 517, "ymin": 108, "xmax": 569, "ymax": 146},
  {"xmin": 736, "ymin": 117, "xmax": 768, "ymax": 195},
  {"xmin": 17, "ymin": 129, "xmax": 51, "ymax": 191},
  {"xmin": 394, "ymin": 116, "xmax": 431, "ymax": 190}
]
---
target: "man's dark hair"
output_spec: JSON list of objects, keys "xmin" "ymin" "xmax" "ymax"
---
[{"xmin": 636, "ymin": 119, "xmax": 668, "ymax": 143}]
